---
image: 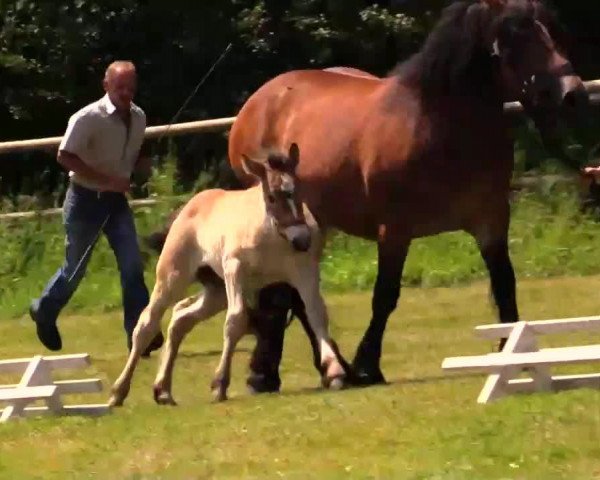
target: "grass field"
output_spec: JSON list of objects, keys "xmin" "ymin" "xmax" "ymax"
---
[{"xmin": 1, "ymin": 275, "xmax": 600, "ymax": 479}]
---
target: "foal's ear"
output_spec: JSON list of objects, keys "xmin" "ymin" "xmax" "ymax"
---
[
  {"xmin": 241, "ymin": 154, "xmax": 266, "ymax": 179},
  {"xmin": 287, "ymin": 143, "xmax": 300, "ymax": 171}
]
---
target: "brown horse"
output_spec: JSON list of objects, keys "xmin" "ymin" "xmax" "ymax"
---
[{"xmin": 227, "ymin": 0, "xmax": 589, "ymax": 385}]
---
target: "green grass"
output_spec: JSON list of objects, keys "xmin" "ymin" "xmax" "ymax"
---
[
  {"xmin": 1, "ymin": 276, "xmax": 600, "ymax": 479},
  {"xmin": 2, "ymin": 183, "xmax": 600, "ymax": 319}
]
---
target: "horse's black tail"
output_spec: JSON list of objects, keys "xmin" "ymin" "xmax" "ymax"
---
[
  {"xmin": 144, "ymin": 229, "xmax": 169, "ymax": 254},
  {"xmin": 142, "ymin": 205, "xmax": 185, "ymax": 256}
]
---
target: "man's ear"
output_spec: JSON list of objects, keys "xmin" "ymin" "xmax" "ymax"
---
[{"xmin": 241, "ymin": 154, "xmax": 266, "ymax": 179}]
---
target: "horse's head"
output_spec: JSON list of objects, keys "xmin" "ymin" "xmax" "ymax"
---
[
  {"xmin": 241, "ymin": 143, "xmax": 311, "ymax": 252},
  {"xmin": 485, "ymin": 0, "xmax": 588, "ymax": 126}
]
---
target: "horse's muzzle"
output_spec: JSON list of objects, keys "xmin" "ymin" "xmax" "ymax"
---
[
  {"xmin": 559, "ymin": 75, "xmax": 589, "ymax": 119},
  {"xmin": 284, "ymin": 224, "xmax": 312, "ymax": 252}
]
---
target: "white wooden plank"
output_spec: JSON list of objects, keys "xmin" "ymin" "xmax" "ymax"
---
[
  {"xmin": 53, "ymin": 379, "xmax": 103, "ymax": 395},
  {"xmin": 477, "ymin": 323, "xmax": 530, "ymax": 403},
  {"xmin": 506, "ymin": 373, "xmax": 600, "ymax": 394},
  {"xmin": 0, "ymin": 353, "xmax": 90, "ymax": 374},
  {"xmin": 443, "ymin": 344, "xmax": 600, "ymax": 372},
  {"xmin": 475, "ymin": 317, "xmax": 600, "ymax": 339},
  {"xmin": 0, "ymin": 356, "xmax": 45, "ymax": 422},
  {"xmin": 0, "ymin": 385, "xmax": 57, "ymax": 401},
  {"xmin": 0, "ymin": 379, "xmax": 102, "ymax": 394}
]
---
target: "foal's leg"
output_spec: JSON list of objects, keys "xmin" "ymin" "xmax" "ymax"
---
[
  {"xmin": 352, "ymin": 235, "xmax": 410, "ymax": 385},
  {"xmin": 292, "ymin": 264, "xmax": 347, "ymax": 389},
  {"xmin": 153, "ymin": 283, "xmax": 227, "ymax": 405},
  {"xmin": 471, "ymin": 208, "xmax": 519, "ymax": 350},
  {"xmin": 212, "ymin": 259, "xmax": 248, "ymax": 402},
  {"xmin": 109, "ymin": 283, "xmax": 172, "ymax": 407}
]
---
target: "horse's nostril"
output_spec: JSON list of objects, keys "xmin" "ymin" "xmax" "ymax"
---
[
  {"xmin": 537, "ymin": 89, "xmax": 553, "ymax": 106},
  {"xmin": 563, "ymin": 88, "xmax": 589, "ymax": 111}
]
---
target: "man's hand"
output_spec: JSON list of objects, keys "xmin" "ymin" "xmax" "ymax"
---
[
  {"xmin": 133, "ymin": 155, "xmax": 153, "ymax": 184},
  {"xmin": 582, "ymin": 166, "xmax": 600, "ymax": 182}
]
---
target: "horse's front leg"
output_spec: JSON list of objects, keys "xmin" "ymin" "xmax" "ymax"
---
[
  {"xmin": 470, "ymin": 207, "xmax": 519, "ymax": 351},
  {"xmin": 211, "ymin": 258, "xmax": 248, "ymax": 402},
  {"xmin": 352, "ymin": 233, "xmax": 410, "ymax": 385}
]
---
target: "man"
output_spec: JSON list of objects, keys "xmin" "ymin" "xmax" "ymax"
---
[{"xmin": 29, "ymin": 60, "xmax": 163, "ymax": 356}]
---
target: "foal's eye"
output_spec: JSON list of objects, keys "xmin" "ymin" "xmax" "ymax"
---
[{"xmin": 267, "ymin": 194, "xmax": 276, "ymax": 204}]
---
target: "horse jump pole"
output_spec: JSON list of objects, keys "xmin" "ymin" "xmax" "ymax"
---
[{"xmin": 0, "ymin": 80, "xmax": 599, "ymax": 155}]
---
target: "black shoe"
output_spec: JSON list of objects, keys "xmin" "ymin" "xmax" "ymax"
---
[
  {"xmin": 29, "ymin": 305, "xmax": 62, "ymax": 351},
  {"xmin": 141, "ymin": 331, "xmax": 165, "ymax": 358}
]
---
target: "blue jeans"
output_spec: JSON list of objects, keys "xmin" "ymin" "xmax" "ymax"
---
[{"xmin": 31, "ymin": 182, "xmax": 149, "ymax": 347}]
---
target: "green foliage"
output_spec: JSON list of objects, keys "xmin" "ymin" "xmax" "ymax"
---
[{"xmin": 2, "ymin": 163, "xmax": 600, "ymax": 320}]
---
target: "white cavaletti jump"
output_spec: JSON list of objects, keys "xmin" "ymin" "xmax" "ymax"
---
[
  {"xmin": 0, "ymin": 353, "xmax": 110, "ymax": 423},
  {"xmin": 442, "ymin": 316, "xmax": 600, "ymax": 404}
]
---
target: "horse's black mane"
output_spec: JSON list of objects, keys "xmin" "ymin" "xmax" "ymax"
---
[{"xmin": 391, "ymin": 0, "xmax": 499, "ymax": 98}]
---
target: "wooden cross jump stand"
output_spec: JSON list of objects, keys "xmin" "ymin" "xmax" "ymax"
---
[
  {"xmin": 0, "ymin": 353, "xmax": 110, "ymax": 423},
  {"xmin": 442, "ymin": 316, "xmax": 600, "ymax": 403}
]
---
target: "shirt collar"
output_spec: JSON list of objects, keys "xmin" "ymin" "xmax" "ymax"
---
[{"xmin": 101, "ymin": 93, "xmax": 118, "ymax": 115}]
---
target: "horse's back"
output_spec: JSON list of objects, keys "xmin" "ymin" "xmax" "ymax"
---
[
  {"xmin": 229, "ymin": 68, "xmax": 387, "ymax": 181},
  {"xmin": 229, "ymin": 70, "xmax": 424, "ymax": 238}
]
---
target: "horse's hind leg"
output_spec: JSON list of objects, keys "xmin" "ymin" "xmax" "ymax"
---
[
  {"xmin": 153, "ymin": 283, "xmax": 227, "ymax": 405},
  {"xmin": 470, "ymin": 207, "xmax": 519, "ymax": 350},
  {"xmin": 352, "ymin": 234, "xmax": 410, "ymax": 385}
]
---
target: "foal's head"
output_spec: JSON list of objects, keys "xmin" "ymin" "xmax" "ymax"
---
[
  {"xmin": 241, "ymin": 143, "xmax": 311, "ymax": 252},
  {"xmin": 486, "ymin": 0, "xmax": 588, "ymax": 118}
]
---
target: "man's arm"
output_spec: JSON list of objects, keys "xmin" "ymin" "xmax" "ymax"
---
[
  {"xmin": 57, "ymin": 150, "xmax": 130, "ymax": 192},
  {"xmin": 58, "ymin": 112, "xmax": 130, "ymax": 192},
  {"xmin": 133, "ymin": 141, "xmax": 153, "ymax": 180}
]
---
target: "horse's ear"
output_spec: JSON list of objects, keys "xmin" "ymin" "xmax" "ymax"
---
[
  {"xmin": 241, "ymin": 154, "xmax": 266, "ymax": 179},
  {"xmin": 288, "ymin": 143, "xmax": 300, "ymax": 171}
]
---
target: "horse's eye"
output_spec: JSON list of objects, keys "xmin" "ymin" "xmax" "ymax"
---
[
  {"xmin": 267, "ymin": 194, "xmax": 276, "ymax": 203},
  {"xmin": 284, "ymin": 191, "xmax": 293, "ymax": 200}
]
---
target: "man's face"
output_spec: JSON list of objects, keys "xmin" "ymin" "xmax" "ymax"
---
[{"xmin": 103, "ymin": 68, "xmax": 137, "ymax": 112}]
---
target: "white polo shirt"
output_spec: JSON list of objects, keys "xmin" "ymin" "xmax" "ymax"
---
[{"xmin": 58, "ymin": 94, "xmax": 146, "ymax": 191}]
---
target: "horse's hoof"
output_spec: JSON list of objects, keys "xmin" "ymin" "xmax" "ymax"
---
[
  {"xmin": 212, "ymin": 389, "xmax": 228, "ymax": 403},
  {"xmin": 349, "ymin": 368, "xmax": 387, "ymax": 387},
  {"xmin": 246, "ymin": 374, "xmax": 281, "ymax": 395},
  {"xmin": 153, "ymin": 385, "xmax": 177, "ymax": 406}
]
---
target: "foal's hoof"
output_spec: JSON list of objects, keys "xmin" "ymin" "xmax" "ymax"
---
[
  {"xmin": 108, "ymin": 394, "xmax": 124, "ymax": 408},
  {"xmin": 153, "ymin": 385, "xmax": 177, "ymax": 406},
  {"xmin": 326, "ymin": 376, "xmax": 346, "ymax": 391}
]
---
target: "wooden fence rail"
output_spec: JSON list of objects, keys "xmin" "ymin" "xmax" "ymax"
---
[{"xmin": 0, "ymin": 80, "xmax": 599, "ymax": 155}]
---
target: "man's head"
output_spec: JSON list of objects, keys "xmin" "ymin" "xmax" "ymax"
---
[{"xmin": 103, "ymin": 61, "xmax": 137, "ymax": 113}]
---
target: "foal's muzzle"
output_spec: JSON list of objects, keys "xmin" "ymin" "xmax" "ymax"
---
[{"xmin": 284, "ymin": 224, "xmax": 312, "ymax": 252}]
